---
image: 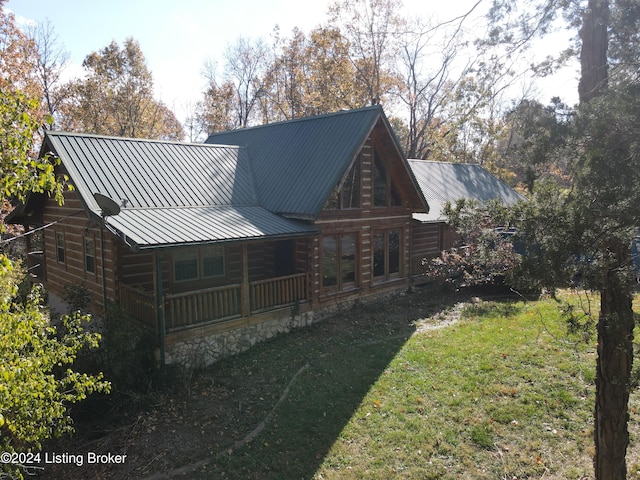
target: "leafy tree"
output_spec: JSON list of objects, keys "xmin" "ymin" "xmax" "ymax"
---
[
  {"xmin": 260, "ymin": 26, "xmax": 366, "ymax": 122},
  {"xmin": 500, "ymin": 98, "xmax": 572, "ymax": 191},
  {"xmin": 0, "ymin": 86, "xmax": 110, "ymax": 480},
  {"xmin": 0, "ymin": 89, "xmax": 62, "ymax": 205},
  {"xmin": 0, "ymin": 1, "xmax": 40, "ymax": 101},
  {"xmin": 485, "ymin": 1, "xmax": 640, "ymax": 478},
  {"xmin": 0, "ymin": 267, "xmax": 110, "ymax": 478},
  {"xmin": 1, "ymin": 7, "xmax": 110, "ymax": 471},
  {"xmin": 58, "ymin": 38, "xmax": 184, "ymax": 140},
  {"xmin": 196, "ymin": 74, "xmax": 237, "ymax": 134},
  {"xmin": 327, "ymin": 0, "xmax": 403, "ymax": 106}
]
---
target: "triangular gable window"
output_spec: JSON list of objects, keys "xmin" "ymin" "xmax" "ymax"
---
[
  {"xmin": 373, "ymin": 151, "xmax": 401, "ymax": 207},
  {"xmin": 323, "ymin": 156, "xmax": 361, "ymax": 210}
]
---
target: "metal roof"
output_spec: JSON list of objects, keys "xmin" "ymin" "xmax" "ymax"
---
[
  {"xmin": 205, "ymin": 106, "xmax": 386, "ymax": 217},
  {"xmin": 44, "ymin": 132, "xmax": 317, "ymax": 249},
  {"xmin": 408, "ymin": 160, "xmax": 525, "ymax": 223},
  {"xmin": 106, "ymin": 206, "xmax": 317, "ymax": 250}
]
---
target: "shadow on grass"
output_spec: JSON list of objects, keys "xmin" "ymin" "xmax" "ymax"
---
[
  {"xmin": 182, "ymin": 288, "xmax": 461, "ymax": 480},
  {"xmin": 41, "ymin": 287, "xmax": 490, "ymax": 480}
]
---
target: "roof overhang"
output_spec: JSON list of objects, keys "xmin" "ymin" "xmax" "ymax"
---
[{"xmin": 104, "ymin": 205, "xmax": 319, "ymax": 251}]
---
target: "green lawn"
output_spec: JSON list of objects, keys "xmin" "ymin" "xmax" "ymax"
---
[
  {"xmin": 195, "ymin": 292, "xmax": 640, "ymax": 480},
  {"xmin": 315, "ymin": 298, "xmax": 599, "ymax": 479}
]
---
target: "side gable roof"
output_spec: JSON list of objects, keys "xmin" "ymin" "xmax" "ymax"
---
[
  {"xmin": 38, "ymin": 132, "xmax": 317, "ymax": 250},
  {"xmin": 46, "ymin": 132, "xmax": 258, "ymax": 212},
  {"xmin": 205, "ymin": 105, "xmax": 425, "ymax": 217},
  {"xmin": 409, "ymin": 160, "xmax": 525, "ymax": 223}
]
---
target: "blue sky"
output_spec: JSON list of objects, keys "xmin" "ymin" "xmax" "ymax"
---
[
  {"xmin": 7, "ymin": 0, "xmax": 331, "ymax": 114},
  {"xmin": 7, "ymin": 0, "xmax": 577, "ymax": 126}
]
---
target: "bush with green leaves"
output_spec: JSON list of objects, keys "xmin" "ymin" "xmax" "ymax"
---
[{"xmin": 0, "ymin": 261, "xmax": 110, "ymax": 478}]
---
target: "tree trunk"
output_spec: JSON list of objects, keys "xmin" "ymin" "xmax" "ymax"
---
[
  {"xmin": 595, "ymin": 238, "xmax": 634, "ymax": 480},
  {"xmin": 579, "ymin": 0, "xmax": 609, "ymax": 102}
]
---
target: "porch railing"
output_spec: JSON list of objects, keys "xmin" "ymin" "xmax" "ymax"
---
[
  {"xmin": 121, "ymin": 273, "xmax": 309, "ymax": 332},
  {"xmin": 119, "ymin": 284, "xmax": 156, "ymax": 328},
  {"xmin": 164, "ymin": 284, "xmax": 242, "ymax": 330},
  {"xmin": 250, "ymin": 273, "xmax": 307, "ymax": 313}
]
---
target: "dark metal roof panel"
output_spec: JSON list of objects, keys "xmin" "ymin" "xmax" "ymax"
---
[
  {"xmin": 46, "ymin": 132, "xmax": 258, "ymax": 216},
  {"xmin": 205, "ymin": 106, "xmax": 384, "ymax": 216},
  {"xmin": 105, "ymin": 206, "xmax": 319, "ymax": 249},
  {"xmin": 408, "ymin": 160, "xmax": 524, "ymax": 222}
]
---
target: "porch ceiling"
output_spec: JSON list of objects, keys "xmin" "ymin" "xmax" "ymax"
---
[{"xmin": 104, "ymin": 205, "xmax": 318, "ymax": 250}]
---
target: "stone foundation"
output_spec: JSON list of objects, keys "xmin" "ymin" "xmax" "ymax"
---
[
  {"xmin": 164, "ymin": 285, "xmax": 410, "ymax": 368},
  {"xmin": 164, "ymin": 309, "xmax": 316, "ymax": 368}
]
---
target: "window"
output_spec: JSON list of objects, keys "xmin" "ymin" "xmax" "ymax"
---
[
  {"xmin": 174, "ymin": 246, "xmax": 225, "ymax": 282},
  {"xmin": 321, "ymin": 237, "xmax": 338, "ymax": 288},
  {"xmin": 341, "ymin": 162, "xmax": 360, "ymax": 208},
  {"xmin": 341, "ymin": 235, "xmax": 356, "ymax": 284},
  {"xmin": 373, "ymin": 229, "xmax": 402, "ymax": 280},
  {"xmin": 321, "ymin": 234, "xmax": 358, "ymax": 290},
  {"xmin": 202, "ymin": 246, "xmax": 225, "ymax": 277},
  {"xmin": 323, "ymin": 159, "xmax": 361, "ymax": 210},
  {"xmin": 373, "ymin": 157, "xmax": 387, "ymax": 207},
  {"xmin": 84, "ymin": 238, "xmax": 95, "ymax": 274},
  {"xmin": 56, "ymin": 232, "xmax": 65, "ymax": 263},
  {"xmin": 373, "ymin": 151, "xmax": 401, "ymax": 208},
  {"xmin": 175, "ymin": 249, "xmax": 198, "ymax": 281}
]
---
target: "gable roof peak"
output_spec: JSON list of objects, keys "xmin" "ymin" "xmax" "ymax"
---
[
  {"xmin": 45, "ymin": 130, "xmax": 241, "ymax": 150},
  {"xmin": 205, "ymin": 105, "xmax": 391, "ymax": 217}
]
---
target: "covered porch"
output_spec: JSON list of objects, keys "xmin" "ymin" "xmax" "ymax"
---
[{"xmin": 118, "ymin": 237, "xmax": 312, "ymax": 332}]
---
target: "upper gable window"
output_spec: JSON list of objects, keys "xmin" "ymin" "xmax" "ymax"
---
[
  {"xmin": 341, "ymin": 161, "xmax": 361, "ymax": 208},
  {"xmin": 373, "ymin": 151, "xmax": 401, "ymax": 208},
  {"xmin": 323, "ymin": 158, "xmax": 361, "ymax": 210}
]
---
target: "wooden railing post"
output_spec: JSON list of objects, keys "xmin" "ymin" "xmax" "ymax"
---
[{"xmin": 241, "ymin": 244, "xmax": 250, "ymax": 317}]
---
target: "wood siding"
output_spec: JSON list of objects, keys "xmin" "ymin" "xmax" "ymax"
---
[
  {"xmin": 313, "ymin": 135, "xmax": 418, "ymax": 304},
  {"xmin": 41, "ymin": 189, "xmax": 117, "ymax": 313},
  {"xmin": 412, "ymin": 222, "xmax": 442, "ymax": 258}
]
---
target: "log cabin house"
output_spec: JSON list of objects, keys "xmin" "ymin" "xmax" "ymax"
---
[{"xmin": 9, "ymin": 106, "xmax": 432, "ymax": 366}]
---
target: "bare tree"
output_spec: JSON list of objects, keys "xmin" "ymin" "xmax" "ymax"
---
[
  {"xmin": 26, "ymin": 19, "xmax": 69, "ymax": 122},
  {"xmin": 223, "ymin": 37, "xmax": 269, "ymax": 127},
  {"xmin": 396, "ymin": 3, "xmax": 482, "ymax": 159}
]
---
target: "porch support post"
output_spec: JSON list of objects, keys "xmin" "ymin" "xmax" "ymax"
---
[
  {"xmin": 241, "ymin": 244, "xmax": 250, "ymax": 317},
  {"xmin": 154, "ymin": 251, "xmax": 166, "ymax": 370}
]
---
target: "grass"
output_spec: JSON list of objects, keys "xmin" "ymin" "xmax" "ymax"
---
[
  {"xmin": 311, "ymin": 298, "xmax": 598, "ymax": 480},
  {"xmin": 178, "ymin": 291, "xmax": 639, "ymax": 480},
  {"xmin": 53, "ymin": 289, "xmax": 640, "ymax": 479}
]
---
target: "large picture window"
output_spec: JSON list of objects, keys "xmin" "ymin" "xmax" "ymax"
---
[
  {"xmin": 321, "ymin": 234, "xmax": 358, "ymax": 290},
  {"xmin": 373, "ymin": 229, "xmax": 402, "ymax": 281}
]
